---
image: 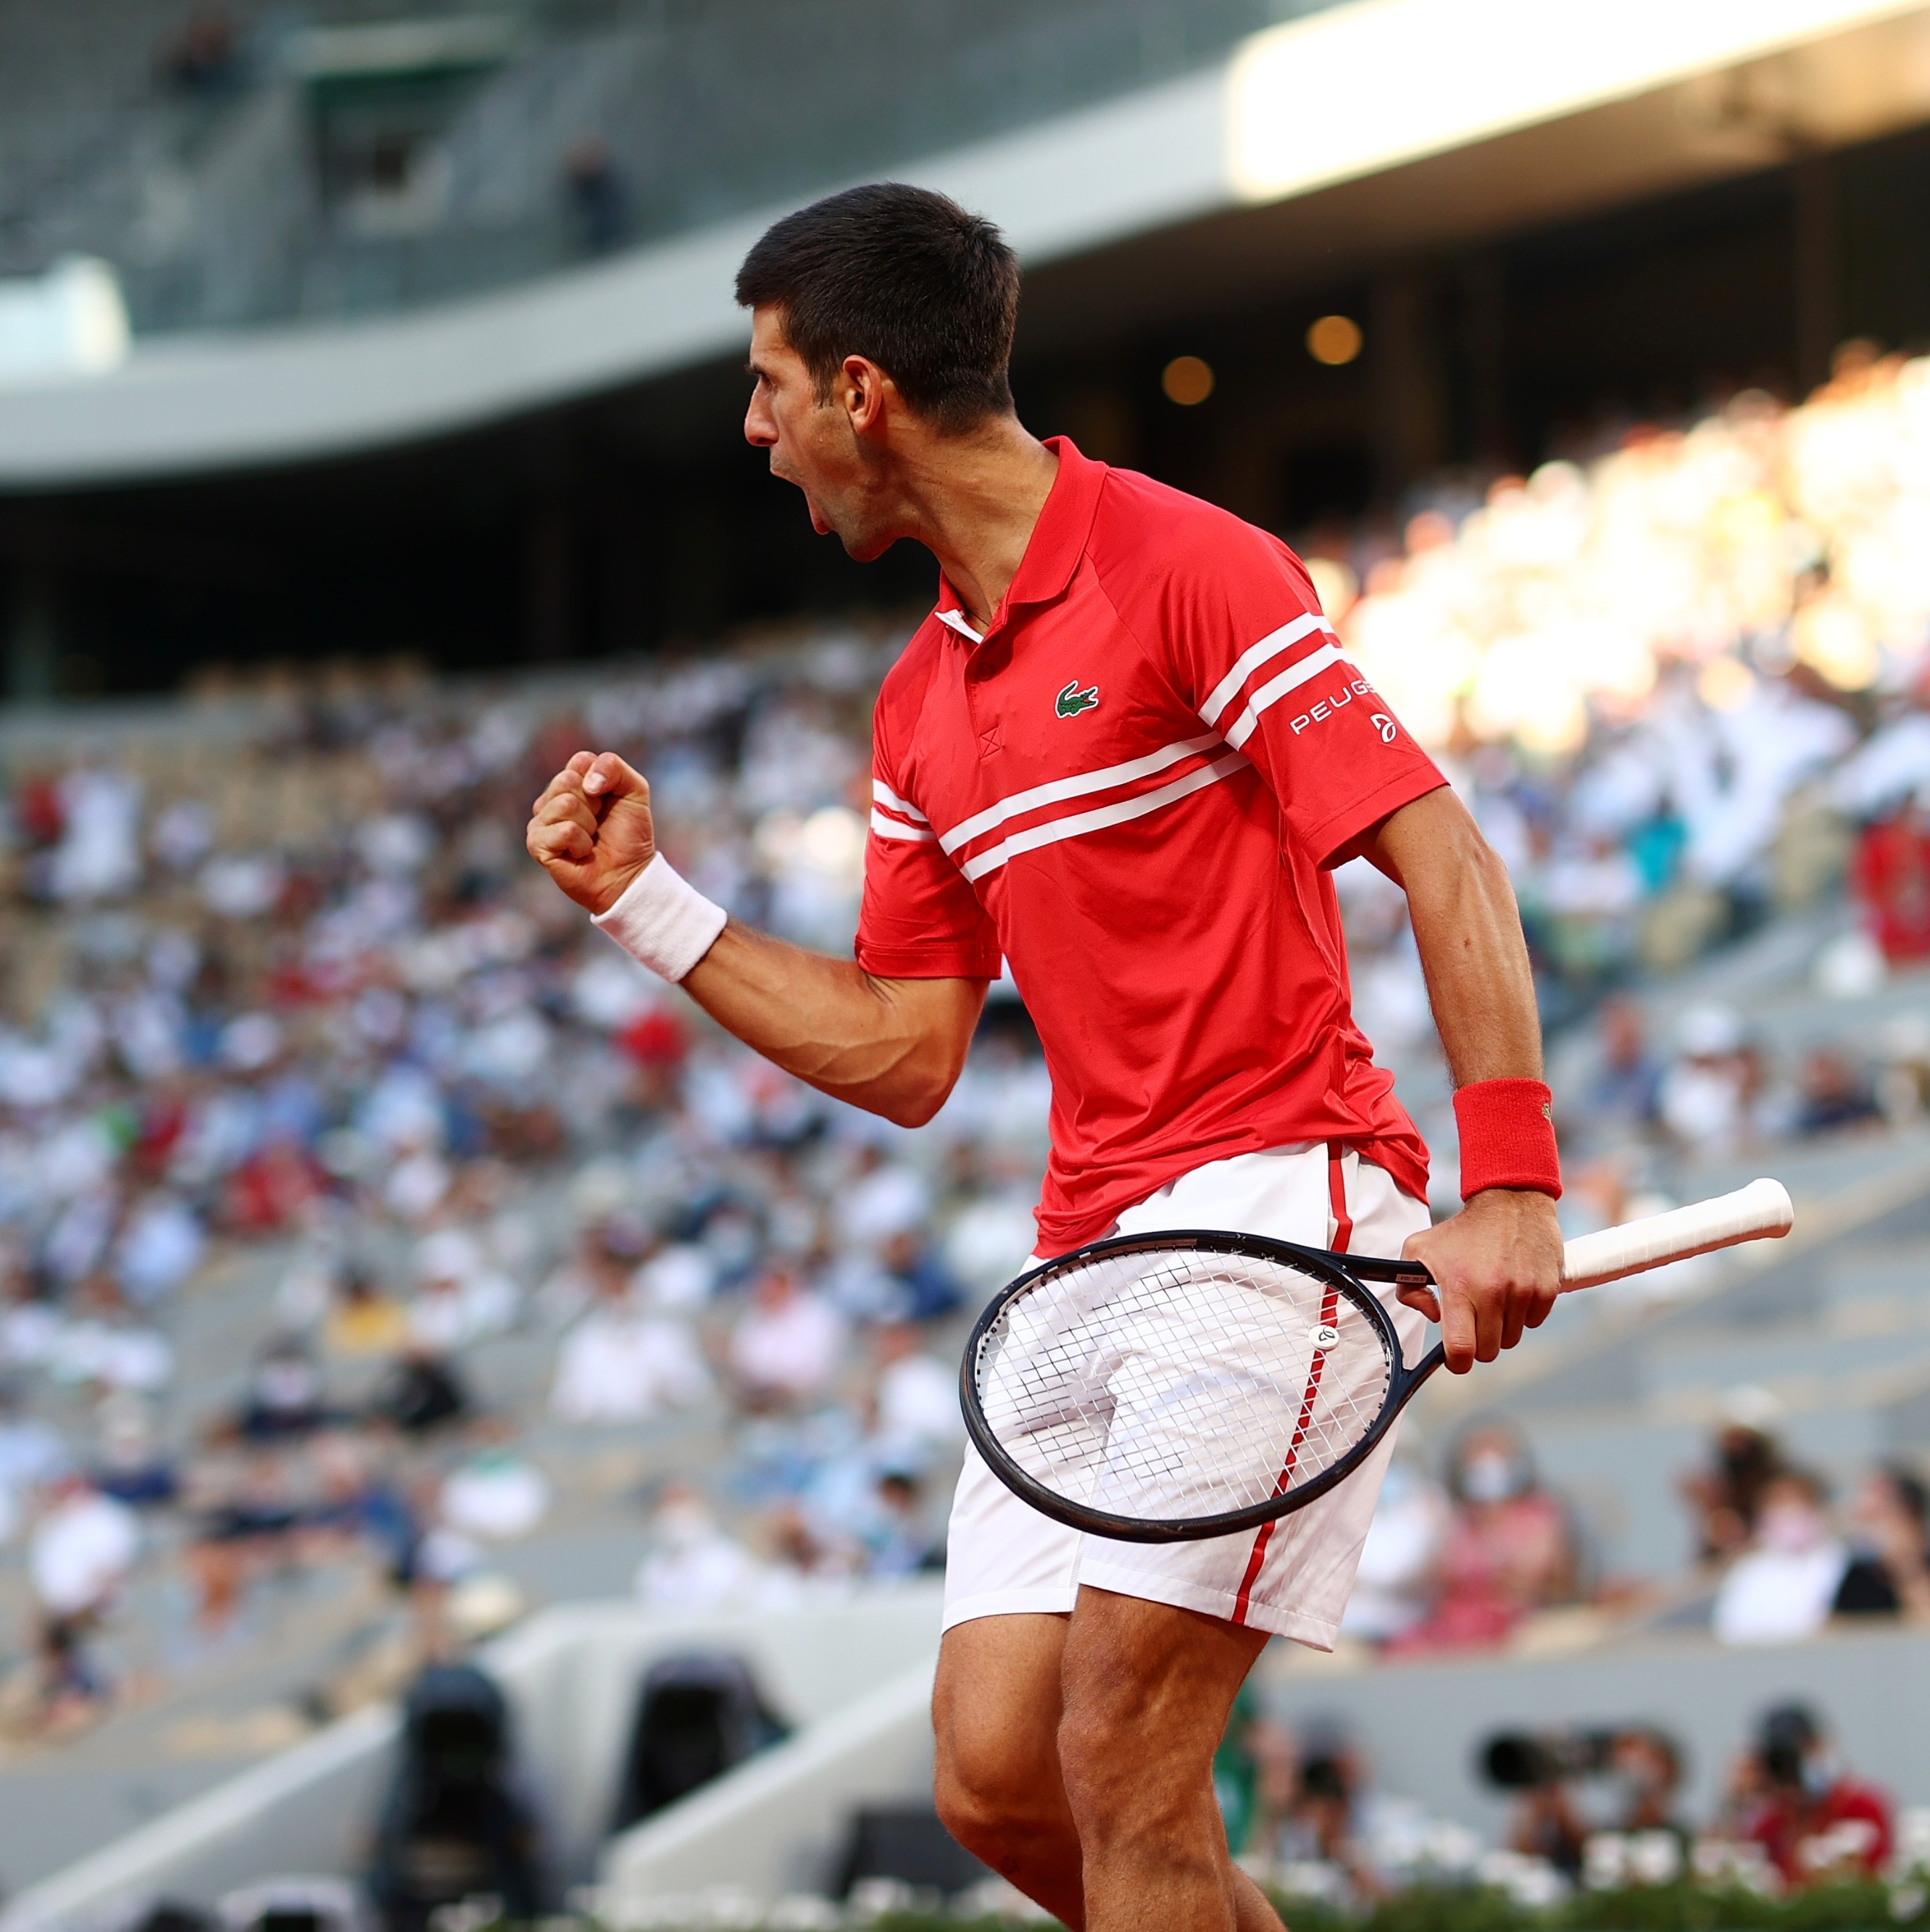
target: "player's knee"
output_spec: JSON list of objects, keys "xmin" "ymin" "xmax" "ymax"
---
[
  {"xmin": 1057, "ymin": 1694, "xmax": 1205, "ymax": 1859},
  {"xmin": 933, "ymin": 1737, "xmax": 1054, "ymax": 1859}
]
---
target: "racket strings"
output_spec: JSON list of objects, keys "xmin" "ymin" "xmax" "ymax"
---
[{"xmin": 976, "ymin": 1249, "xmax": 1394, "ymax": 1528}]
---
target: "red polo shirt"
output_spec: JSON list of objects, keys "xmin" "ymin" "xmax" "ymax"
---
[{"xmin": 857, "ymin": 438, "xmax": 1443, "ymax": 1254}]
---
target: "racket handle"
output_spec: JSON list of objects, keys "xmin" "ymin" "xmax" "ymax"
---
[{"xmin": 1559, "ymin": 1178, "xmax": 1793, "ymax": 1291}]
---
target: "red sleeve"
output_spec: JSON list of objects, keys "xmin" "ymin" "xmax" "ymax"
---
[
  {"xmin": 1142, "ymin": 515, "xmax": 1445, "ymax": 866},
  {"xmin": 854, "ymin": 704, "xmax": 1002, "ymax": 981}
]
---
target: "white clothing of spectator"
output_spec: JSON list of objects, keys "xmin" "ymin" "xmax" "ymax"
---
[
  {"xmin": 633, "ymin": 1242, "xmax": 714, "ymax": 1312},
  {"xmin": 49, "ymin": 1316, "xmax": 172, "ymax": 1391},
  {"xmin": 408, "ymin": 1230, "xmax": 520, "ymax": 1351},
  {"xmin": 1342, "ymin": 1461, "xmax": 1454, "ymax": 1643},
  {"xmin": 633, "ymin": 1488, "xmax": 768, "ymax": 1611},
  {"xmin": 386, "ymin": 1146, "xmax": 452, "ymax": 1223},
  {"xmin": 0, "ymin": 1294, "xmax": 63, "ymax": 1368},
  {"xmin": 1713, "ymin": 1473, "xmax": 1848, "ymax": 1646},
  {"xmin": 441, "ymin": 1447, "xmax": 552, "ymax": 1540},
  {"xmin": 838, "ymin": 1151, "xmax": 930, "ymax": 1253},
  {"xmin": 114, "ymin": 1193, "xmax": 205, "ymax": 1304},
  {"xmin": 49, "ymin": 769, "xmax": 143, "ymax": 902},
  {"xmin": 551, "ymin": 1306, "xmax": 710, "ymax": 1422},
  {"xmin": 30, "ymin": 1480, "xmax": 139, "ymax": 1615},
  {"xmin": 729, "ymin": 1270, "xmax": 847, "ymax": 1405},
  {"xmin": 1658, "ymin": 1004, "xmax": 1750, "ymax": 1152},
  {"xmin": 873, "ymin": 1328, "xmax": 964, "ymax": 1450},
  {"xmin": 943, "ymin": 1188, "xmax": 1039, "ymax": 1298}
]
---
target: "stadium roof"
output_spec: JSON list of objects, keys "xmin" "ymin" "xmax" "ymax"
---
[{"xmin": 3, "ymin": 0, "xmax": 1929, "ymax": 487}]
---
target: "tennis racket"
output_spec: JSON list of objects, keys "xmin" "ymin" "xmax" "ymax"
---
[{"xmin": 962, "ymin": 1178, "xmax": 1793, "ymax": 1544}]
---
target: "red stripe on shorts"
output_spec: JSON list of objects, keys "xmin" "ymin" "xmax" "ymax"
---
[{"xmin": 1230, "ymin": 1144, "xmax": 1350, "ymax": 1625}]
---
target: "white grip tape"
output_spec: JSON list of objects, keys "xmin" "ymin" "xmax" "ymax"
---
[
  {"xmin": 1559, "ymin": 1178, "xmax": 1794, "ymax": 1292},
  {"xmin": 591, "ymin": 853, "xmax": 728, "ymax": 983}
]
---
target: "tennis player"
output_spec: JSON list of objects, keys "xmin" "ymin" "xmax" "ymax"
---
[{"xmin": 527, "ymin": 184, "xmax": 1564, "ymax": 1932}]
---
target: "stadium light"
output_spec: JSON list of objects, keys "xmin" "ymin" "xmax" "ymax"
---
[{"xmin": 1225, "ymin": 0, "xmax": 1929, "ymax": 204}]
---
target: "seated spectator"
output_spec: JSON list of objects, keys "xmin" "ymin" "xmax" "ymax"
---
[
  {"xmin": 1713, "ymin": 1470, "xmax": 1847, "ymax": 1645},
  {"xmin": 728, "ymin": 1267, "xmax": 847, "ymax": 1412},
  {"xmin": 1657, "ymin": 1004, "xmax": 1752, "ymax": 1154},
  {"xmin": 236, "ymin": 1338, "xmax": 330, "ymax": 1441},
  {"xmin": 29, "ymin": 1475, "xmax": 139, "ymax": 1725},
  {"xmin": 857, "ymin": 1469, "xmax": 941, "ymax": 1578},
  {"xmin": 189, "ymin": 1454, "xmax": 301, "ymax": 1633},
  {"xmin": 29, "ymin": 1473, "xmax": 139, "ymax": 1625},
  {"xmin": 324, "ymin": 1270, "xmax": 410, "ymax": 1358},
  {"xmin": 1851, "ymin": 804, "xmax": 1930, "ymax": 963},
  {"xmin": 1340, "ymin": 1457, "xmax": 1452, "ymax": 1645},
  {"xmin": 878, "ymin": 1230, "xmax": 963, "ymax": 1322},
  {"xmin": 549, "ymin": 1271, "xmax": 710, "ymax": 1423},
  {"xmin": 0, "ymin": 1381, "xmax": 68, "ymax": 1520},
  {"xmin": 1832, "ymin": 1465, "xmax": 1930, "ymax": 1618},
  {"xmin": 1796, "ymin": 1049, "xmax": 1882, "ymax": 1136},
  {"xmin": 440, "ymin": 1425, "xmax": 552, "ymax": 1542},
  {"xmin": 1578, "ymin": 996, "xmax": 1660, "ymax": 1144},
  {"xmin": 1391, "ymin": 1423, "xmax": 1576, "ymax": 1652},
  {"xmin": 370, "ymin": 1348, "xmax": 470, "ymax": 1437},
  {"xmin": 1253, "ymin": 1717, "xmax": 1394, "ymax": 1902},
  {"xmin": 633, "ymin": 1483, "xmax": 769, "ymax": 1611},
  {"xmin": 91, "ymin": 1391, "xmax": 177, "ymax": 1507},
  {"xmin": 1681, "ymin": 1414, "xmax": 1787, "ymax": 1565},
  {"xmin": 407, "ymin": 1230, "xmax": 519, "ymax": 1353},
  {"xmin": 1726, "ymin": 1703, "xmax": 1893, "ymax": 1885},
  {"xmin": 870, "ymin": 1323, "xmax": 964, "ymax": 1458},
  {"xmin": 1606, "ymin": 1727, "xmax": 1689, "ymax": 1839},
  {"xmin": 836, "ymin": 1146, "xmax": 930, "ymax": 1254}
]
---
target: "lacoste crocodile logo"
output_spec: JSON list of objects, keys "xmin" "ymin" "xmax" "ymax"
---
[{"xmin": 1055, "ymin": 680, "xmax": 1100, "ymax": 720}]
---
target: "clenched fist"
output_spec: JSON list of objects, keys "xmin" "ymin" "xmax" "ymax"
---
[{"xmin": 525, "ymin": 751, "xmax": 656, "ymax": 915}]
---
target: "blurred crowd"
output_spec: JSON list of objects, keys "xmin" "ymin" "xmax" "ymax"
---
[
  {"xmin": 0, "ymin": 632, "xmax": 1041, "ymax": 1740},
  {"xmin": 1333, "ymin": 1404, "xmax": 1930, "ymax": 1660},
  {"xmin": 5, "ymin": 347, "xmax": 1930, "ymax": 1764},
  {"xmin": 1222, "ymin": 1693, "xmax": 1922, "ymax": 1909}
]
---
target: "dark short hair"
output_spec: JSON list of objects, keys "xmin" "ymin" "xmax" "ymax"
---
[{"xmin": 736, "ymin": 183, "xmax": 1018, "ymax": 432}]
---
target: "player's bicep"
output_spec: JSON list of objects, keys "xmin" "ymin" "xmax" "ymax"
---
[{"xmin": 856, "ymin": 801, "xmax": 1002, "ymax": 981}]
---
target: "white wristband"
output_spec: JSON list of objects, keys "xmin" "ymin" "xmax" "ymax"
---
[{"xmin": 591, "ymin": 853, "xmax": 728, "ymax": 983}]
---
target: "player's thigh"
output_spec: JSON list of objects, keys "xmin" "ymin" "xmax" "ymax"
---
[
  {"xmin": 1058, "ymin": 1585, "xmax": 1267, "ymax": 1810},
  {"xmin": 932, "ymin": 1611, "xmax": 1071, "ymax": 1818}
]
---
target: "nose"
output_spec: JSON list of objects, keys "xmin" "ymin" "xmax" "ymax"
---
[{"xmin": 744, "ymin": 389, "xmax": 776, "ymax": 449}]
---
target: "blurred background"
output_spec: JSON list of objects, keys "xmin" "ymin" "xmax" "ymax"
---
[{"xmin": 8, "ymin": 2, "xmax": 1930, "ymax": 1929}]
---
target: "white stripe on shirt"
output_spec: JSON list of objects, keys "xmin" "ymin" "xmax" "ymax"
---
[
  {"xmin": 960, "ymin": 751, "xmax": 1249, "ymax": 883},
  {"xmin": 1197, "ymin": 613, "xmax": 1335, "ymax": 728},
  {"xmin": 1223, "ymin": 643, "xmax": 1347, "ymax": 751},
  {"xmin": 869, "ymin": 809, "xmax": 936, "ymax": 843},
  {"xmin": 939, "ymin": 735, "xmax": 1222, "ymax": 857},
  {"xmin": 872, "ymin": 780, "xmax": 928, "ymax": 823}
]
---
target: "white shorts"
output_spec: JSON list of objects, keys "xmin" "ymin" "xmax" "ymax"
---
[{"xmin": 941, "ymin": 1142, "xmax": 1430, "ymax": 1649}]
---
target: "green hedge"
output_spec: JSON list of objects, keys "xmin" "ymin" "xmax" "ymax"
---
[
  {"xmin": 501, "ymin": 1881, "xmax": 1929, "ymax": 1930},
  {"xmin": 1272, "ymin": 1880, "xmax": 1920, "ymax": 1932}
]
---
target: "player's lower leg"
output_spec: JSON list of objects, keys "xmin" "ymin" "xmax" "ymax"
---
[
  {"xmin": 933, "ymin": 1612, "xmax": 1088, "ymax": 1926},
  {"xmin": 1057, "ymin": 1589, "xmax": 1284, "ymax": 1932}
]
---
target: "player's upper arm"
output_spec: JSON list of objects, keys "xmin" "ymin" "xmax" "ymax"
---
[
  {"xmin": 1154, "ymin": 517, "xmax": 1445, "ymax": 866},
  {"xmin": 858, "ymin": 717, "xmax": 1001, "ymax": 984}
]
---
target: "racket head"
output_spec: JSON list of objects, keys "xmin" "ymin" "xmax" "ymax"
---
[{"xmin": 962, "ymin": 1228, "xmax": 1415, "ymax": 1544}]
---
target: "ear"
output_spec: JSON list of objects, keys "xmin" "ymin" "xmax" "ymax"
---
[{"xmin": 839, "ymin": 354, "xmax": 897, "ymax": 437}]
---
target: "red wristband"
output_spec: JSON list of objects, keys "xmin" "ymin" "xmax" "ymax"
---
[{"xmin": 1454, "ymin": 1078, "xmax": 1562, "ymax": 1201}]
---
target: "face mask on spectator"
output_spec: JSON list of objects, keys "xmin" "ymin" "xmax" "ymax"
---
[
  {"xmin": 1461, "ymin": 1452, "xmax": 1527, "ymax": 1503},
  {"xmin": 1759, "ymin": 1502, "xmax": 1826, "ymax": 1553}
]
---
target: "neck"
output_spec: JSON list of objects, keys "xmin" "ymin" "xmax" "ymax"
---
[{"xmin": 889, "ymin": 419, "xmax": 1059, "ymax": 633}]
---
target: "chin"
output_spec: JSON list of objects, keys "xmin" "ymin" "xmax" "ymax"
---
[{"xmin": 839, "ymin": 525, "xmax": 897, "ymax": 563}]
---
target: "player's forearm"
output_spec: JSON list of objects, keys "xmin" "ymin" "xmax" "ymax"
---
[
  {"xmin": 1368, "ymin": 788, "xmax": 1542, "ymax": 1086},
  {"xmin": 681, "ymin": 920, "xmax": 986, "ymax": 1126}
]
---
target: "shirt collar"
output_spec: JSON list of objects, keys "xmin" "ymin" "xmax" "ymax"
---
[{"xmin": 932, "ymin": 436, "xmax": 1106, "ymax": 643}]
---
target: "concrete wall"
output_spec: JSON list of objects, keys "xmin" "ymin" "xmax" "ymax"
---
[{"xmin": 0, "ymin": 1585, "xmax": 945, "ymax": 1932}]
